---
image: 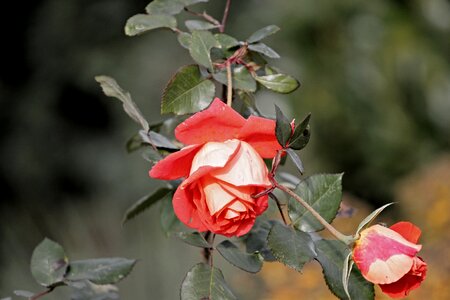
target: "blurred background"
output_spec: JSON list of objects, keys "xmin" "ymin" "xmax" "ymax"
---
[{"xmin": 0, "ymin": 0, "xmax": 449, "ymax": 299}]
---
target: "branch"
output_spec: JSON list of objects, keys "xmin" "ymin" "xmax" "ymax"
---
[
  {"xmin": 226, "ymin": 61, "xmax": 232, "ymax": 106},
  {"xmin": 30, "ymin": 287, "xmax": 55, "ymax": 300},
  {"xmin": 219, "ymin": 0, "xmax": 232, "ymax": 33}
]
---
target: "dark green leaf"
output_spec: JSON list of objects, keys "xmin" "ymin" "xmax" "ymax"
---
[
  {"xmin": 181, "ymin": 263, "xmax": 236, "ymax": 300},
  {"xmin": 286, "ymin": 148, "xmax": 304, "ymax": 174},
  {"xmin": 248, "ymin": 43, "xmax": 280, "ymax": 59},
  {"xmin": 216, "ymin": 240, "xmax": 263, "ymax": 273},
  {"xmin": 177, "ymin": 32, "xmax": 192, "ymax": 49},
  {"xmin": 213, "ymin": 65, "xmax": 257, "ymax": 92},
  {"xmin": 95, "ymin": 76, "xmax": 149, "ymax": 131},
  {"xmin": 13, "ymin": 290, "xmax": 34, "ymax": 298},
  {"xmin": 315, "ymin": 239, "xmax": 374, "ymax": 300},
  {"xmin": 162, "ymin": 65, "xmax": 215, "ymax": 115},
  {"xmin": 175, "ymin": 232, "xmax": 211, "ymax": 248},
  {"xmin": 139, "ymin": 130, "xmax": 179, "ymax": 150},
  {"xmin": 126, "ymin": 133, "xmax": 144, "ymax": 153},
  {"xmin": 181, "ymin": 0, "xmax": 209, "ymax": 5},
  {"xmin": 145, "ymin": 0, "xmax": 184, "ymax": 15},
  {"xmin": 31, "ymin": 238, "xmax": 69, "ymax": 287},
  {"xmin": 69, "ymin": 280, "xmax": 119, "ymax": 300},
  {"xmin": 256, "ymin": 74, "xmax": 299, "ymax": 93},
  {"xmin": 289, "ymin": 113, "xmax": 311, "ymax": 150},
  {"xmin": 141, "ymin": 148, "xmax": 162, "ymax": 163},
  {"xmin": 189, "ymin": 30, "xmax": 219, "ymax": 70},
  {"xmin": 267, "ymin": 223, "xmax": 316, "ymax": 272},
  {"xmin": 185, "ymin": 20, "xmax": 217, "ymax": 31},
  {"xmin": 66, "ymin": 258, "xmax": 136, "ymax": 285},
  {"xmin": 124, "ymin": 14, "xmax": 177, "ymax": 36},
  {"xmin": 244, "ymin": 218, "xmax": 277, "ymax": 261},
  {"xmin": 288, "ymin": 174, "xmax": 343, "ymax": 232},
  {"xmin": 160, "ymin": 193, "xmax": 181, "ymax": 236},
  {"xmin": 247, "ymin": 25, "xmax": 280, "ymax": 43},
  {"xmin": 356, "ymin": 203, "xmax": 394, "ymax": 235},
  {"xmin": 274, "ymin": 105, "xmax": 292, "ymax": 147},
  {"xmin": 122, "ymin": 187, "xmax": 172, "ymax": 224},
  {"xmin": 215, "ymin": 34, "xmax": 239, "ymax": 49}
]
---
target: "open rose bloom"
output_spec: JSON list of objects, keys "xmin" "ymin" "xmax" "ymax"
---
[
  {"xmin": 150, "ymin": 98, "xmax": 281, "ymax": 237},
  {"xmin": 353, "ymin": 222, "xmax": 427, "ymax": 298}
]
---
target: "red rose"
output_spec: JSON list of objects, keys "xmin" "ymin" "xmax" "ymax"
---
[
  {"xmin": 353, "ymin": 221, "xmax": 427, "ymax": 298},
  {"xmin": 149, "ymin": 98, "xmax": 281, "ymax": 237}
]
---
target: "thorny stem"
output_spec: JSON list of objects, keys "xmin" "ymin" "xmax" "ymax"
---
[
  {"xmin": 202, "ymin": 231, "xmax": 215, "ymax": 266},
  {"xmin": 226, "ymin": 61, "xmax": 232, "ymax": 106},
  {"xmin": 220, "ymin": 0, "xmax": 232, "ymax": 33},
  {"xmin": 269, "ymin": 193, "xmax": 288, "ymax": 225},
  {"xmin": 31, "ymin": 287, "xmax": 55, "ymax": 300}
]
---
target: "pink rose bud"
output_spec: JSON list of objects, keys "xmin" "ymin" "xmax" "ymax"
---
[
  {"xmin": 352, "ymin": 222, "xmax": 427, "ymax": 298},
  {"xmin": 149, "ymin": 98, "xmax": 282, "ymax": 237}
]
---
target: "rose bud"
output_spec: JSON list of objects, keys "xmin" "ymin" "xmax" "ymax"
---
[
  {"xmin": 352, "ymin": 221, "xmax": 427, "ymax": 298},
  {"xmin": 149, "ymin": 98, "xmax": 281, "ymax": 237}
]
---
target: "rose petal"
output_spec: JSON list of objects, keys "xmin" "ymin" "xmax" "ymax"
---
[
  {"xmin": 175, "ymin": 98, "xmax": 246, "ymax": 145},
  {"xmin": 201, "ymin": 177, "xmax": 236, "ymax": 215},
  {"xmin": 173, "ymin": 183, "xmax": 208, "ymax": 232},
  {"xmin": 149, "ymin": 144, "xmax": 203, "ymax": 180},
  {"xmin": 190, "ymin": 139, "xmax": 240, "ymax": 175},
  {"xmin": 390, "ymin": 221, "xmax": 422, "ymax": 244},
  {"xmin": 238, "ymin": 115, "xmax": 282, "ymax": 158},
  {"xmin": 211, "ymin": 141, "xmax": 271, "ymax": 187}
]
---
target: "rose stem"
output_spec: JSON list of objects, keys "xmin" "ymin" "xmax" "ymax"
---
[
  {"xmin": 220, "ymin": 0, "xmax": 232, "ymax": 33},
  {"xmin": 226, "ymin": 60, "xmax": 232, "ymax": 106},
  {"xmin": 202, "ymin": 231, "xmax": 215, "ymax": 266},
  {"xmin": 31, "ymin": 287, "xmax": 55, "ymax": 300},
  {"xmin": 274, "ymin": 181, "xmax": 353, "ymax": 244},
  {"xmin": 268, "ymin": 193, "xmax": 288, "ymax": 225}
]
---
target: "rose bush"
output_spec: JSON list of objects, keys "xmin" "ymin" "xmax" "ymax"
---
[
  {"xmin": 352, "ymin": 221, "xmax": 427, "ymax": 298},
  {"xmin": 150, "ymin": 98, "xmax": 281, "ymax": 237}
]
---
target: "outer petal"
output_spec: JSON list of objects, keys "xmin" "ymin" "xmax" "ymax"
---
[
  {"xmin": 149, "ymin": 144, "xmax": 203, "ymax": 180},
  {"xmin": 173, "ymin": 183, "xmax": 208, "ymax": 232},
  {"xmin": 237, "ymin": 115, "xmax": 282, "ymax": 158},
  {"xmin": 353, "ymin": 225, "xmax": 422, "ymax": 284},
  {"xmin": 379, "ymin": 257, "xmax": 427, "ymax": 298},
  {"xmin": 175, "ymin": 98, "xmax": 246, "ymax": 145},
  {"xmin": 190, "ymin": 140, "xmax": 240, "ymax": 175},
  {"xmin": 390, "ymin": 222, "xmax": 422, "ymax": 244}
]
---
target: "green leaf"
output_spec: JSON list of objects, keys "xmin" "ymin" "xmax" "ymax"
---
[
  {"xmin": 274, "ymin": 105, "xmax": 292, "ymax": 147},
  {"xmin": 315, "ymin": 239, "xmax": 374, "ymax": 300},
  {"xmin": 247, "ymin": 25, "xmax": 280, "ymax": 43},
  {"xmin": 125, "ymin": 14, "xmax": 177, "ymax": 36},
  {"xmin": 139, "ymin": 130, "xmax": 179, "ymax": 150},
  {"xmin": 189, "ymin": 30, "xmax": 219, "ymax": 70},
  {"xmin": 175, "ymin": 232, "xmax": 211, "ymax": 248},
  {"xmin": 66, "ymin": 258, "xmax": 136, "ymax": 285},
  {"xmin": 95, "ymin": 76, "xmax": 149, "ymax": 131},
  {"xmin": 256, "ymin": 74, "xmax": 299, "ymax": 94},
  {"xmin": 289, "ymin": 113, "xmax": 311, "ymax": 150},
  {"xmin": 181, "ymin": 263, "xmax": 236, "ymax": 300},
  {"xmin": 160, "ymin": 193, "xmax": 181, "ymax": 236},
  {"xmin": 216, "ymin": 240, "xmax": 263, "ymax": 273},
  {"xmin": 286, "ymin": 148, "xmax": 304, "ymax": 174},
  {"xmin": 248, "ymin": 43, "xmax": 280, "ymax": 59},
  {"xmin": 288, "ymin": 174, "xmax": 343, "ymax": 232},
  {"xmin": 356, "ymin": 203, "xmax": 394, "ymax": 235},
  {"xmin": 122, "ymin": 187, "xmax": 172, "ymax": 224},
  {"xmin": 162, "ymin": 65, "xmax": 215, "ymax": 115},
  {"xmin": 186, "ymin": 20, "xmax": 217, "ymax": 31},
  {"xmin": 70, "ymin": 280, "xmax": 119, "ymax": 300},
  {"xmin": 13, "ymin": 290, "xmax": 34, "ymax": 298},
  {"xmin": 215, "ymin": 34, "xmax": 239, "ymax": 49},
  {"xmin": 31, "ymin": 238, "xmax": 69, "ymax": 287},
  {"xmin": 142, "ymin": 148, "xmax": 163, "ymax": 163},
  {"xmin": 244, "ymin": 218, "xmax": 277, "ymax": 261},
  {"xmin": 181, "ymin": 0, "xmax": 209, "ymax": 5},
  {"xmin": 177, "ymin": 32, "xmax": 192, "ymax": 49},
  {"xmin": 145, "ymin": 0, "xmax": 184, "ymax": 15},
  {"xmin": 212, "ymin": 65, "xmax": 257, "ymax": 92},
  {"xmin": 267, "ymin": 223, "xmax": 316, "ymax": 272}
]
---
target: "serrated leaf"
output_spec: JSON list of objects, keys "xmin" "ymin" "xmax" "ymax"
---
[
  {"xmin": 288, "ymin": 174, "xmax": 343, "ymax": 232},
  {"xmin": 181, "ymin": 263, "xmax": 236, "ymax": 300},
  {"xmin": 139, "ymin": 130, "xmax": 179, "ymax": 150},
  {"xmin": 125, "ymin": 14, "xmax": 177, "ymax": 36},
  {"xmin": 95, "ymin": 76, "xmax": 149, "ymax": 131},
  {"xmin": 162, "ymin": 65, "xmax": 215, "ymax": 115},
  {"xmin": 256, "ymin": 74, "xmax": 299, "ymax": 94},
  {"xmin": 177, "ymin": 32, "xmax": 192, "ymax": 49},
  {"xmin": 248, "ymin": 43, "xmax": 280, "ymax": 59},
  {"xmin": 244, "ymin": 218, "xmax": 277, "ymax": 261},
  {"xmin": 189, "ymin": 30, "xmax": 219, "ymax": 70},
  {"xmin": 286, "ymin": 148, "xmax": 304, "ymax": 174},
  {"xmin": 247, "ymin": 25, "xmax": 280, "ymax": 43},
  {"xmin": 175, "ymin": 232, "xmax": 211, "ymax": 248},
  {"xmin": 122, "ymin": 187, "xmax": 172, "ymax": 224},
  {"xmin": 185, "ymin": 20, "xmax": 217, "ymax": 31},
  {"xmin": 315, "ymin": 239, "xmax": 374, "ymax": 300},
  {"xmin": 66, "ymin": 258, "xmax": 136, "ymax": 285},
  {"xmin": 212, "ymin": 65, "xmax": 257, "ymax": 92},
  {"xmin": 31, "ymin": 238, "xmax": 69, "ymax": 287},
  {"xmin": 13, "ymin": 290, "xmax": 34, "ymax": 298},
  {"xmin": 356, "ymin": 203, "xmax": 394, "ymax": 235},
  {"xmin": 267, "ymin": 223, "xmax": 316, "ymax": 272},
  {"xmin": 160, "ymin": 193, "xmax": 181, "ymax": 236},
  {"xmin": 216, "ymin": 240, "xmax": 263, "ymax": 273},
  {"xmin": 289, "ymin": 113, "xmax": 311, "ymax": 150},
  {"xmin": 215, "ymin": 34, "xmax": 239, "ymax": 49},
  {"xmin": 145, "ymin": 0, "xmax": 184, "ymax": 15},
  {"xmin": 274, "ymin": 105, "xmax": 292, "ymax": 147},
  {"xmin": 69, "ymin": 280, "xmax": 119, "ymax": 300}
]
